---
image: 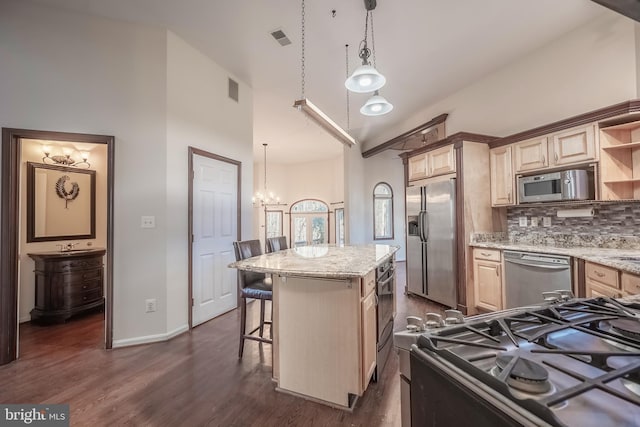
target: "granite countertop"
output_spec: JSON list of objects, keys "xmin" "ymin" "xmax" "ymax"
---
[
  {"xmin": 229, "ymin": 244, "xmax": 399, "ymax": 279},
  {"xmin": 470, "ymin": 241, "xmax": 640, "ymax": 275}
]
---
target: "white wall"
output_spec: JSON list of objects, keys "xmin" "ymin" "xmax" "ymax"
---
[
  {"xmin": 166, "ymin": 32, "xmax": 253, "ymax": 334},
  {"xmin": 362, "ymin": 151, "xmax": 406, "ymax": 261},
  {"xmin": 344, "ymin": 145, "xmax": 367, "ymax": 245},
  {"xmin": 364, "ymin": 13, "xmax": 638, "ymax": 151},
  {"xmin": 0, "ymin": 1, "xmax": 253, "ymax": 346}
]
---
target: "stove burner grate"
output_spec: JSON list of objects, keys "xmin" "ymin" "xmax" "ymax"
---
[
  {"xmin": 609, "ymin": 318, "xmax": 640, "ymax": 340},
  {"xmin": 495, "ymin": 355, "xmax": 551, "ymax": 394}
]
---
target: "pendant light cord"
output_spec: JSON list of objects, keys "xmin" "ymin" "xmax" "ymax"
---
[
  {"xmin": 345, "ymin": 44, "xmax": 350, "ymax": 132},
  {"xmin": 370, "ymin": 11, "xmax": 377, "ymax": 68},
  {"xmin": 300, "ymin": 0, "xmax": 306, "ymax": 99},
  {"xmin": 263, "ymin": 143, "xmax": 268, "ymax": 197}
]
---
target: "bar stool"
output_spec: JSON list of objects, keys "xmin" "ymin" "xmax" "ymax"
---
[
  {"xmin": 266, "ymin": 236, "xmax": 288, "ymax": 253},
  {"xmin": 233, "ymin": 239, "xmax": 272, "ymax": 359}
]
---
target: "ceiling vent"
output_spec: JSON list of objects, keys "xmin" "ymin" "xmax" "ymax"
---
[
  {"xmin": 228, "ymin": 78, "xmax": 239, "ymax": 102},
  {"xmin": 270, "ymin": 28, "xmax": 291, "ymax": 47}
]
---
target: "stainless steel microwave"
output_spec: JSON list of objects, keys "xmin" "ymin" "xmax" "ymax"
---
[{"xmin": 518, "ymin": 169, "xmax": 592, "ymax": 203}]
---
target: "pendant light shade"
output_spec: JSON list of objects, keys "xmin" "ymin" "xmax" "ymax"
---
[
  {"xmin": 344, "ymin": 64, "xmax": 386, "ymax": 93},
  {"xmin": 360, "ymin": 91, "xmax": 393, "ymax": 116}
]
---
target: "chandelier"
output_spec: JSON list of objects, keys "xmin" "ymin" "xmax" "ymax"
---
[
  {"xmin": 253, "ymin": 143, "xmax": 282, "ymax": 206},
  {"xmin": 42, "ymin": 145, "xmax": 91, "ymax": 168}
]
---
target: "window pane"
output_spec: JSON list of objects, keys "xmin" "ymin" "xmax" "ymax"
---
[
  {"xmin": 374, "ymin": 183, "xmax": 391, "ymax": 196},
  {"xmin": 335, "ymin": 208, "xmax": 345, "ymax": 246},
  {"xmin": 265, "ymin": 211, "xmax": 282, "ymax": 238},
  {"xmin": 294, "ymin": 217, "xmax": 307, "ymax": 246},
  {"xmin": 374, "ymin": 198, "xmax": 392, "ymax": 239},
  {"xmin": 311, "ymin": 216, "xmax": 326, "ymax": 244},
  {"xmin": 291, "ymin": 200, "xmax": 328, "ymax": 213}
]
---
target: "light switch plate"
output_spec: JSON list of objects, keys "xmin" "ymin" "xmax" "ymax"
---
[
  {"xmin": 519, "ymin": 216, "xmax": 527, "ymax": 227},
  {"xmin": 530, "ymin": 217, "xmax": 539, "ymax": 227},
  {"xmin": 543, "ymin": 216, "xmax": 552, "ymax": 227},
  {"xmin": 141, "ymin": 216, "xmax": 155, "ymax": 228}
]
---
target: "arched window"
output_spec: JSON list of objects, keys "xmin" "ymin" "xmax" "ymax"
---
[
  {"xmin": 373, "ymin": 182, "xmax": 393, "ymax": 240},
  {"xmin": 289, "ymin": 199, "xmax": 330, "ymax": 247}
]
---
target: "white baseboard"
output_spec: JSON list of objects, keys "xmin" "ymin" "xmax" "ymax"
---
[
  {"xmin": 19, "ymin": 315, "xmax": 31, "ymax": 324},
  {"xmin": 112, "ymin": 324, "xmax": 189, "ymax": 348}
]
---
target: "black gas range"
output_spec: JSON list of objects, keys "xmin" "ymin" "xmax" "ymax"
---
[{"xmin": 410, "ymin": 296, "xmax": 640, "ymax": 427}]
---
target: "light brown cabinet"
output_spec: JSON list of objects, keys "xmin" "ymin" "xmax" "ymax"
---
[
  {"xmin": 622, "ymin": 272, "xmax": 640, "ymax": 295},
  {"xmin": 550, "ymin": 124, "xmax": 597, "ymax": 166},
  {"xmin": 473, "ymin": 249, "xmax": 503, "ymax": 312},
  {"xmin": 599, "ymin": 119, "xmax": 640, "ymax": 200},
  {"xmin": 361, "ymin": 288, "xmax": 377, "ymax": 390},
  {"xmin": 408, "ymin": 154, "xmax": 428, "ymax": 181},
  {"xmin": 408, "ymin": 144, "xmax": 456, "ymax": 182},
  {"xmin": 490, "ymin": 146, "xmax": 514, "ymax": 206},
  {"xmin": 514, "ymin": 137, "xmax": 549, "ymax": 172},
  {"xmin": 585, "ymin": 261, "xmax": 623, "ymax": 298}
]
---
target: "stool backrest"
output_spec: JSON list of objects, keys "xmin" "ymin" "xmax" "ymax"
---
[
  {"xmin": 266, "ymin": 236, "xmax": 288, "ymax": 253},
  {"xmin": 233, "ymin": 240, "xmax": 265, "ymax": 289}
]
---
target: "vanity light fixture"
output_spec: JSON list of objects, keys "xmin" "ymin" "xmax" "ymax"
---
[
  {"xmin": 42, "ymin": 145, "xmax": 91, "ymax": 168},
  {"xmin": 293, "ymin": 0, "xmax": 356, "ymax": 147}
]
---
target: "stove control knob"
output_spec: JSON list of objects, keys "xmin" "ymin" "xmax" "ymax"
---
[
  {"xmin": 406, "ymin": 316, "xmax": 424, "ymax": 331},
  {"xmin": 425, "ymin": 313, "xmax": 444, "ymax": 329},
  {"xmin": 444, "ymin": 309, "xmax": 464, "ymax": 325}
]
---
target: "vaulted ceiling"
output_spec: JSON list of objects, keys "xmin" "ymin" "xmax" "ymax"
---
[{"xmin": 31, "ymin": 0, "xmax": 607, "ymax": 163}]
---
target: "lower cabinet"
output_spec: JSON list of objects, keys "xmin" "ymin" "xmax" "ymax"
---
[
  {"xmin": 361, "ymin": 288, "xmax": 377, "ymax": 390},
  {"xmin": 585, "ymin": 261, "xmax": 624, "ymax": 298},
  {"xmin": 28, "ymin": 249, "xmax": 106, "ymax": 324},
  {"xmin": 473, "ymin": 248, "xmax": 503, "ymax": 312}
]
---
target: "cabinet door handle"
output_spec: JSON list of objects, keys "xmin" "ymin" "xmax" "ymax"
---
[
  {"xmin": 507, "ymin": 192, "xmax": 511, "ymax": 203},
  {"xmin": 594, "ymin": 271, "xmax": 605, "ymax": 278},
  {"xmin": 554, "ymin": 152, "xmax": 558, "ymax": 163},
  {"xmin": 542, "ymin": 155, "xmax": 546, "ymax": 164},
  {"xmin": 481, "ymin": 252, "xmax": 491, "ymax": 257}
]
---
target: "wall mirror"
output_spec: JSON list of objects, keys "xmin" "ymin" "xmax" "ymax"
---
[{"xmin": 27, "ymin": 162, "xmax": 96, "ymax": 242}]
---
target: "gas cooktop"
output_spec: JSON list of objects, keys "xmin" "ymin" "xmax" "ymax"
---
[{"xmin": 411, "ymin": 296, "xmax": 640, "ymax": 426}]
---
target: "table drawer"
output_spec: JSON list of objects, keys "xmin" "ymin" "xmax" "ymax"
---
[
  {"xmin": 474, "ymin": 248, "xmax": 501, "ymax": 262},
  {"xmin": 587, "ymin": 281, "xmax": 622, "ymax": 298},
  {"xmin": 586, "ymin": 262, "xmax": 619, "ymax": 289},
  {"xmin": 69, "ymin": 288, "xmax": 103, "ymax": 307},
  {"xmin": 622, "ymin": 272, "xmax": 640, "ymax": 295}
]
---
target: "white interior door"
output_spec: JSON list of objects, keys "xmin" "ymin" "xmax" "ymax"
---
[{"xmin": 192, "ymin": 154, "xmax": 238, "ymax": 326}]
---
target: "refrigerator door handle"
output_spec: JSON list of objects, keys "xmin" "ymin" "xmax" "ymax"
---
[
  {"xmin": 422, "ymin": 210, "xmax": 429, "ymax": 242},
  {"xmin": 418, "ymin": 211, "xmax": 426, "ymax": 242}
]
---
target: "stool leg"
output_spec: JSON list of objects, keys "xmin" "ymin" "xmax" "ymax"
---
[
  {"xmin": 259, "ymin": 299, "xmax": 266, "ymax": 338},
  {"xmin": 239, "ymin": 297, "xmax": 246, "ymax": 359}
]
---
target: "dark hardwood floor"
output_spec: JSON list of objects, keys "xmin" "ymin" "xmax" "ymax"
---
[{"xmin": 1, "ymin": 261, "xmax": 441, "ymax": 426}]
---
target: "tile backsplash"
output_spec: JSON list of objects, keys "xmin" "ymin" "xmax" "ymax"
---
[{"xmin": 506, "ymin": 202, "xmax": 640, "ymax": 249}]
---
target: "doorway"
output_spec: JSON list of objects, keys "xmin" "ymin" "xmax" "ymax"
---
[
  {"xmin": 289, "ymin": 199, "xmax": 330, "ymax": 247},
  {"xmin": 0, "ymin": 128, "xmax": 114, "ymax": 366},
  {"xmin": 188, "ymin": 147, "xmax": 241, "ymax": 328}
]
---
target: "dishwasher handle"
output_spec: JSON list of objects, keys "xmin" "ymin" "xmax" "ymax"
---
[{"xmin": 505, "ymin": 258, "xmax": 570, "ymax": 270}]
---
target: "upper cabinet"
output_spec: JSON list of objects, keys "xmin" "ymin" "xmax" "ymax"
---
[
  {"xmin": 408, "ymin": 144, "xmax": 455, "ymax": 182},
  {"xmin": 599, "ymin": 119, "xmax": 640, "ymax": 200},
  {"xmin": 490, "ymin": 146, "xmax": 514, "ymax": 206},
  {"xmin": 514, "ymin": 137, "xmax": 548, "ymax": 172},
  {"xmin": 550, "ymin": 124, "xmax": 597, "ymax": 167},
  {"xmin": 408, "ymin": 154, "xmax": 428, "ymax": 181}
]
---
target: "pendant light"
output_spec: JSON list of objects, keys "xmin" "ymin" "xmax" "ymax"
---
[
  {"xmin": 360, "ymin": 90, "xmax": 393, "ymax": 116},
  {"xmin": 293, "ymin": 0, "xmax": 356, "ymax": 146},
  {"xmin": 345, "ymin": 2, "xmax": 386, "ymax": 94}
]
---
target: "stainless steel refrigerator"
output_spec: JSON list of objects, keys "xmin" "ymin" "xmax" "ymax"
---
[{"xmin": 406, "ymin": 179, "xmax": 457, "ymax": 308}]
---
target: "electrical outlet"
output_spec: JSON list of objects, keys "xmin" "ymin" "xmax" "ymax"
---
[
  {"xmin": 543, "ymin": 216, "xmax": 552, "ymax": 227},
  {"xmin": 519, "ymin": 216, "xmax": 527, "ymax": 227},
  {"xmin": 530, "ymin": 217, "xmax": 539, "ymax": 227},
  {"xmin": 145, "ymin": 298, "xmax": 157, "ymax": 313},
  {"xmin": 141, "ymin": 216, "xmax": 155, "ymax": 228}
]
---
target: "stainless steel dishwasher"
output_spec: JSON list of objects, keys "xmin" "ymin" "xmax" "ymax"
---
[{"xmin": 503, "ymin": 250, "xmax": 572, "ymax": 308}]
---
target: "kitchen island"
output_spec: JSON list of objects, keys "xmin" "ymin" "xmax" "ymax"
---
[{"xmin": 229, "ymin": 244, "xmax": 398, "ymax": 409}]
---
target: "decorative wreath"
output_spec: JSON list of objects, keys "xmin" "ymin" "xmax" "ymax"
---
[{"xmin": 55, "ymin": 175, "xmax": 80, "ymax": 208}]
